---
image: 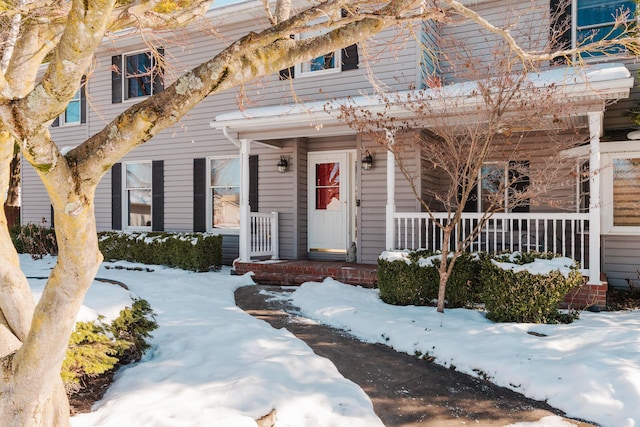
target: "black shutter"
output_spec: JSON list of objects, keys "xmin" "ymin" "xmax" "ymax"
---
[
  {"xmin": 51, "ymin": 116, "xmax": 59, "ymax": 127},
  {"xmin": 341, "ymin": 44, "xmax": 359, "ymax": 71},
  {"xmin": 50, "ymin": 205, "xmax": 55, "ymax": 229},
  {"xmin": 80, "ymin": 76, "xmax": 87, "ymax": 124},
  {"xmin": 112, "ymin": 54, "xmax": 122, "ymax": 104},
  {"xmin": 152, "ymin": 160, "xmax": 164, "ymax": 231},
  {"xmin": 340, "ymin": 9, "xmax": 359, "ymax": 71},
  {"xmin": 249, "ymin": 155, "xmax": 258, "ymax": 212},
  {"xmin": 112, "ymin": 163, "xmax": 122, "ymax": 230},
  {"xmin": 153, "ymin": 47, "xmax": 165, "ymax": 94},
  {"xmin": 510, "ymin": 160, "xmax": 530, "ymax": 213},
  {"xmin": 193, "ymin": 158, "xmax": 207, "ymax": 232},
  {"xmin": 550, "ymin": 0, "xmax": 571, "ymax": 62},
  {"xmin": 279, "ymin": 66, "xmax": 295, "ymax": 80}
]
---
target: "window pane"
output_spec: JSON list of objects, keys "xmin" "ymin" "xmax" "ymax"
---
[
  {"xmin": 65, "ymin": 100, "xmax": 80, "ymax": 124},
  {"xmin": 126, "ymin": 163, "xmax": 152, "ymax": 189},
  {"xmin": 125, "ymin": 53, "xmax": 154, "ymax": 98},
  {"xmin": 304, "ymin": 53, "xmax": 336, "ymax": 73},
  {"xmin": 212, "ymin": 188, "xmax": 240, "ymax": 229},
  {"xmin": 613, "ymin": 158, "xmax": 640, "ymax": 226},
  {"xmin": 210, "ymin": 158, "xmax": 240, "ymax": 187},
  {"xmin": 128, "ymin": 189, "xmax": 151, "ymax": 227},
  {"xmin": 480, "ymin": 164, "xmax": 506, "ymax": 210},
  {"xmin": 577, "ymin": 0, "xmax": 635, "ymax": 27},
  {"xmin": 315, "ymin": 162, "xmax": 340, "ymax": 210}
]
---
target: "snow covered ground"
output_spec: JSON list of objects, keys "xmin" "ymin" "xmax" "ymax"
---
[{"xmin": 21, "ymin": 255, "xmax": 640, "ymax": 427}]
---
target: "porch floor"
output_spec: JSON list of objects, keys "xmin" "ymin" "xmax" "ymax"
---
[{"xmin": 233, "ymin": 260, "xmax": 378, "ymax": 288}]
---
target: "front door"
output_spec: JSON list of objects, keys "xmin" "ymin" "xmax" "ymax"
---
[{"xmin": 308, "ymin": 151, "xmax": 353, "ymax": 253}]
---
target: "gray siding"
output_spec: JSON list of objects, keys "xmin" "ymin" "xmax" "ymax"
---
[{"xmin": 603, "ymin": 235, "xmax": 640, "ymax": 289}]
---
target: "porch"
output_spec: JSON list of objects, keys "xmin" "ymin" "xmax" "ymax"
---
[{"xmin": 234, "ymin": 259, "xmax": 378, "ymax": 288}]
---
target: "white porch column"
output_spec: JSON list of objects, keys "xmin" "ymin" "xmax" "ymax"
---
[
  {"xmin": 588, "ymin": 112, "xmax": 602, "ymax": 285},
  {"xmin": 239, "ymin": 139, "xmax": 251, "ymax": 262},
  {"xmin": 385, "ymin": 131, "xmax": 396, "ymax": 250}
]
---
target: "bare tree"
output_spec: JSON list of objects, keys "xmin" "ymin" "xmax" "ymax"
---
[
  {"xmin": 333, "ymin": 2, "xmax": 639, "ymax": 313},
  {"xmin": 0, "ymin": 0, "xmax": 636, "ymax": 424}
]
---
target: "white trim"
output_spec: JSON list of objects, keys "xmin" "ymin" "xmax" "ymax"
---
[
  {"xmin": 206, "ymin": 155, "xmax": 241, "ymax": 234},
  {"xmin": 601, "ymin": 142, "xmax": 640, "ymax": 235},
  {"xmin": 122, "ymin": 160, "xmax": 152, "ymax": 232}
]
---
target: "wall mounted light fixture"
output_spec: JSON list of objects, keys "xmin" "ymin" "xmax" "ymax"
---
[
  {"xmin": 362, "ymin": 151, "xmax": 374, "ymax": 170},
  {"xmin": 277, "ymin": 155, "xmax": 288, "ymax": 173}
]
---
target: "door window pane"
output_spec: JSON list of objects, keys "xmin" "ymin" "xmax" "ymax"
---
[
  {"xmin": 315, "ymin": 162, "xmax": 340, "ymax": 210},
  {"xmin": 613, "ymin": 158, "xmax": 640, "ymax": 226}
]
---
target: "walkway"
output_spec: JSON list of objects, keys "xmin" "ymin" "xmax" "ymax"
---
[{"xmin": 235, "ymin": 285, "xmax": 595, "ymax": 427}]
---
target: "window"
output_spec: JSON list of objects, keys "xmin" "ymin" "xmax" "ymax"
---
[
  {"xmin": 124, "ymin": 162, "xmax": 152, "ymax": 229},
  {"xmin": 464, "ymin": 162, "xmax": 529, "ymax": 213},
  {"xmin": 112, "ymin": 48, "xmax": 164, "ymax": 103},
  {"xmin": 602, "ymin": 148, "xmax": 640, "ymax": 234},
  {"xmin": 611, "ymin": 158, "xmax": 640, "ymax": 226},
  {"xmin": 51, "ymin": 77, "xmax": 86, "ymax": 127},
  {"xmin": 575, "ymin": 0, "xmax": 636, "ymax": 57},
  {"xmin": 296, "ymin": 18, "xmax": 341, "ymax": 77},
  {"xmin": 209, "ymin": 157, "xmax": 240, "ymax": 230}
]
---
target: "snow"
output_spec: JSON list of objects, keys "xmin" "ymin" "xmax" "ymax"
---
[{"xmin": 20, "ymin": 254, "xmax": 640, "ymax": 427}]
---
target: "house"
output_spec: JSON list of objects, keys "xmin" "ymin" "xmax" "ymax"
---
[{"xmin": 21, "ymin": 0, "xmax": 639, "ymax": 298}]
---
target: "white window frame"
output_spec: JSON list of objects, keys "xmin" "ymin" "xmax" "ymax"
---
[
  {"xmin": 122, "ymin": 50, "xmax": 159, "ymax": 102},
  {"xmin": 572, "ymin": 0, "xmax": 638, "ymax": 59},
  {"xmin": 295, "ymin": 17, "xmax": 342, "ymax": 77},
  {"xmin": 122, "ymin": 161, "xmax": 152, "ymax": 231},
  {"xmin": 58, "ymin": 89, "xmax": 82, "ymax": 126},
  {"xmin": 602, "ymin": 142, "xmax": 640, "ymax": 235},
  {"xmin": 207, "ymin": 155, "xmax": 241, "ymax": 235}
]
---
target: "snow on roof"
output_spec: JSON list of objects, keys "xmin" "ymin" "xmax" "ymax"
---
[{"xmin": 211, "ymin": 63, "xmax": 633, "ymax": 130}]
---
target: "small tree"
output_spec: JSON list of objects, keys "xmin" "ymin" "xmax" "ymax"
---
[{"xmin": 334, "ymin": 2, "xmax": 639, "ymax": 313}]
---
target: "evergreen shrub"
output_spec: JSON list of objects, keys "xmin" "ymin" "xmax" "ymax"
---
[
  {"xmin": 98, "ymin": 231, "xmax": 222, "ymax": 272},
  {"xmin": 377, "ymin": 250, "xmax": 481, "ymax": 308},
  {"xmin": 61, "ymin": 298, "xmax": 158, "ymax": 392},
  {"xmin": 480, "ymin": 252, "xmax": 583, "ymax": 323}
]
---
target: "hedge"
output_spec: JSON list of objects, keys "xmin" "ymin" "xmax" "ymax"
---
[
  {"xmin": 378, "ymin": 250, "xmax": 582, "ymax": 323},
  {"xmin": 98, "ymin": 231, "xmax": 222, "ymax": 272},
  {"xmin": 377, "ymin": 251, "xmax": 481, "ymax": 308}
]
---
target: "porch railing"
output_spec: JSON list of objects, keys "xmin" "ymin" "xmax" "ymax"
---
[
  {"xmin": 393, "ymin": 212, "xmax": 590, "ymax": 268},
  {"xmin": 250, "ymin": 211, "xmax": 279, "ymax": 259}
]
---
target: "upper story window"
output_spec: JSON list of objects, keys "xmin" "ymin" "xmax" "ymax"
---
[
  {"xmin": 574, "ymin": 0, "xmax": 637, "ymax": 57},
  {"xmin": 112, "ymin": 48, "xmax": 164, "ymax": 103},
  {"xmin": 51, "ymin": 77, "xmax": 86, "ymax": 127},
  {"xmin": 279, "ymin": 11, "xmax": 358, "ymax": 80}
]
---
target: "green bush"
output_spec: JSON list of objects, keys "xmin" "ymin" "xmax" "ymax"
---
[
  {"xmin": 480, "ymin": 253, "xmax": 583, "ymax": 323},
  {"xmin": 10, "ymin": 221, "xmax": 58, "ymax": 259},
  {"xmin": 61, "ymin": 297, "xmax": 158, "ymax": 392},
  {"xmin": 377, "ymin": 251, "xmax": 481, "ymax": 308},
  {"xmin": 98, "ymin": 231, "xmax": 222, "ymax": 272}
]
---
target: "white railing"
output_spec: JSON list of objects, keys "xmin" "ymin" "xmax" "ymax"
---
[
  {"xmin": 393, "ymin": 212, "xmax": 590, "ymax": 268},
  {"xmin": 250, "ymin": 212, "xmax": 279, "ymax": 259}
]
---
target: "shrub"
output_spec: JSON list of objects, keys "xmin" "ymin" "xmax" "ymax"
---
[
  {"xmin": 377, "ymin": 251, "xmax": 481, "ymax": 308},
  {"xmin": 110, "ymin": 298, "xmax": 158, "ymax": 364},
  {"xmin": 10, "ymin": 220, "xmax": 58, "ymax": 259},
  {"xmin": 480, "ymin": 253, "xmax": 583, "ymax": 323},
  {"xmin": 98, "ymin": 231, "xmax": 222, "ymax": 272},
  {"xmin": 61, "ymin": 298, "xmax": 158, "ymax": 393}
]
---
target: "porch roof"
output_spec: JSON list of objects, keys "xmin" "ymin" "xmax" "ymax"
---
[{"xmin": 210, "ymin": 63, "xmax": 634, "ymax": 138}]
